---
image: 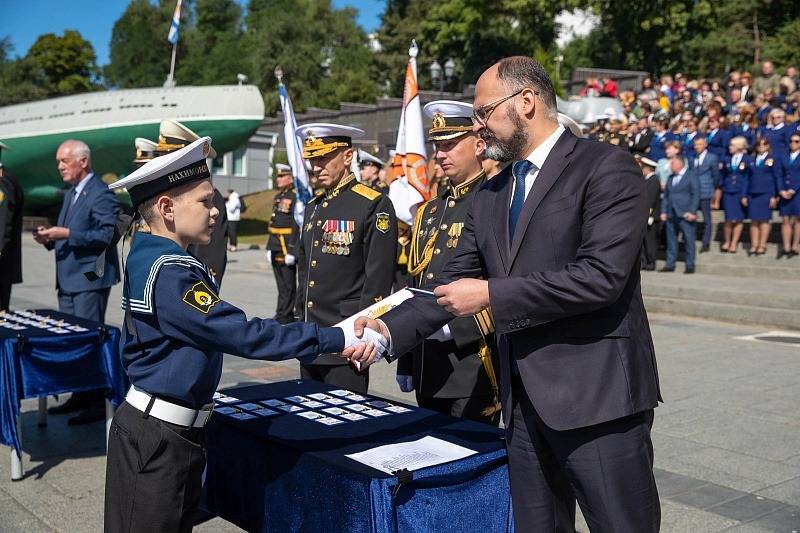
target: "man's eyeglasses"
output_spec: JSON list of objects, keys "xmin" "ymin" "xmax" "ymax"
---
[{"xmin": 472, "ymin": 88, "xmax": 537, "ymax": 126}]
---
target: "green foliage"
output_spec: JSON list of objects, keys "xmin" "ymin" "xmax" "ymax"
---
[
  {"xmin": 763, "ymin": 19, "xmax": 800, "ymax": 68},
  {"xmin": 375, "ymin": 0, "xmax": 574, "ymax": 96},
  {"xmin": 562, "ymin": 0, "xmax": 800, "ymax": 79},
  {"xmin": 105, "ymin": 0, "xmax": 196, "ymax": 88},
  {"xmin": 246, "ymin": 0, "xmax": 377, "ymax": 115}
]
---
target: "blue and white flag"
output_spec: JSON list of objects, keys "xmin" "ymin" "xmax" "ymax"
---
[
  {"xmin": 278, "ymin": 82, "xmax": 312, "ymax": 227},
  {"xmin": 167, "ymin": 0, "xmax": 183, "ymax": 45}
]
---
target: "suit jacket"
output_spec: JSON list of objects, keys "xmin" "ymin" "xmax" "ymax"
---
[
  {"xmin": 0, "ymin": 173, "xmax": 23, "ymax": 284},
  {"xmin": 644, "ymin": 173, "xmax": 661, "ymax": 222},
  {"xmin": 661, "ymin": 169, "xmax": 700, "ymax": 218},
  {"xmin": 53, "ymin": 174, "xmax": 120, "ymax": 292},
  {"xmin": 629, "ymin": 128, "xmax": 654, "ymax": 153},
  {"xmin": 382, "ymin": 131, "xmax": 661, "ymax": 431},
  {"xmin": 691, "ymin": 151, "xmax": 720, "ymax": 200}
]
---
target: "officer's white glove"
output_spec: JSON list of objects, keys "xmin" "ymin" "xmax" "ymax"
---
[
  {"xmin": 647, "ymin": 216, "xmax": 654, "ymax": 227},
  {"xmin": 427, "ymin": 324, "xmax": 452, "ymax": 342},
  {"xmin": 284, "ymin": 254, "xmax": 296, "ymax": 266},
  {"xmin": 265, "ymin": 250, "xmax": 272, "ymax": 263},
  {"xmin": 396, "ymin": 375, "xmax": 414, "ymax": 392},
  {"xmin": 337, "ymin": 324, "xmax": 388, "ymax": 360}
]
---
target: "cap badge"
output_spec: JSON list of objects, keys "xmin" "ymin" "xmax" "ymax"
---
[{"xmin": 432, "ymin": 112, "xmax": 447, "ymax": 129}]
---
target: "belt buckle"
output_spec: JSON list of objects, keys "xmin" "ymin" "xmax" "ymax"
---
[{"xmin": 199, "ymin": 404, "xmax": 214, "ymax": 427}]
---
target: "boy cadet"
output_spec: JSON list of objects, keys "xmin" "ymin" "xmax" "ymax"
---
[
  {"xmin": 104, "ymin": 136, "xmax": 384, "ymax": 532},
  {"xmin": 397, "ymin": 101, "xmax": 500, "ymax": 425},
  {"xmin": 295, "ymin": 123, "xmax": 397, "ymax": 393},
  {"xmin": 266, "ymin": 163, "xmax": 299, "ymax": 324}
]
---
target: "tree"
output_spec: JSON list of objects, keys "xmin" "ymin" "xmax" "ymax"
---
[
  {"xmin": 245, "ymin": 0, "xmax": 377, "ymax": 115},
  {"xmin": 106, "ymin": 0, "xmax": 192, "ymax": 88},
  {"xmin": 0, "ymin": 37, "xmax": 48, "ymax": 106},
  {"xmin": 763, "ymin": 20, "xmax": 800, "ymax": 69},
  {"xmin": 176, "ymin": 0, "xmax": 248, "ymax": 86},
  {"xmin": 25, "ymin": 30, "xmax": 102, "ymax": 95},
  {"xmin": 374, "ymin": 0, "xmax": 576, "ymax": 96}
]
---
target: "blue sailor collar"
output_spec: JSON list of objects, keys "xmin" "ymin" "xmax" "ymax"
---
[{"xmin": 122, "ymin": 233, "xmax": 214, "ymax": 314}]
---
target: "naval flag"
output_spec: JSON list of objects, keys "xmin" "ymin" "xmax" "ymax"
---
[
  {"xmin": 278, "ymin": 82, "xmax": 312, "ymax": 227},
  {"xmin": 389, "ymin": 41, "xmax": 429, "ymax": 225},
  {"xmin": 167, "ymin": 0, "xmax": 183, "ymax": 45}
]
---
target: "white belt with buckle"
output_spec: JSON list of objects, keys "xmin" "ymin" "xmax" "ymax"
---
[{"xmin": 126, "ymin": 386, "xmax": 213, "ymax": 428}]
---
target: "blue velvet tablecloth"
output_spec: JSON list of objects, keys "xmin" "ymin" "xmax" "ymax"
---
[
  {"xmin": 0, "ymin": 309, "xmax": 125, "ymax": 455},
  {"xmin": 202, "ymin": 380, "xmax": 514, "ymax": 533}
]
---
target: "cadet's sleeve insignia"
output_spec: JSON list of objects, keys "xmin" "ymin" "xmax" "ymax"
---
[
  {"xmin": 376, "ymin": 212, "xmax": 391, "ymax": 234},
  {"xmin": 0, "ymin": 190, "xmax": 5, "ymax": 204},
  {"xmin": 353, "ymin": 183, "xmax": 381, "ymax": 201},
  {"xmin": 182, "ymin": 281, "xmax": 220, "ymax": 313}
]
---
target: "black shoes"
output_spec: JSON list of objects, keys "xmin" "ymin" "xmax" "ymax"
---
[
  {"xmin": 684, "ymin": 267, "xmax": 695, "ymax": 274},
  {"xmin": 659, "ymin": 266, "xmax": 675, "ymax": 272},
  {"xmin": 700, "ymin": 245, "xmax": 710, "ymax": 253},
  {"xmin": 48, "ymin": 394, "xmax": 89, "ymax": 415}
]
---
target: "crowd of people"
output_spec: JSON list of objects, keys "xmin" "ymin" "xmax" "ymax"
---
[{"xmin": 584, "ymin": 60, "xmax": 800, "ymax": 263}]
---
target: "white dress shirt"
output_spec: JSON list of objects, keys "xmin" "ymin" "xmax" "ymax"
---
[{"xmin": 509, "ymin": 124, "xmax": 566, "ymax": 207}]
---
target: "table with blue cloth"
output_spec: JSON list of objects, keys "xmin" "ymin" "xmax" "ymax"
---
[
  {"xmin": 0, "ymin": 309, "xmax": 125, "ymax": 480},
  {"xmin": 202, "ymin": 380, "xmax": 514, "ymax": 533}
]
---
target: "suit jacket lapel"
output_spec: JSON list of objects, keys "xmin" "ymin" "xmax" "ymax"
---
[
  {"xmin": 57, "ymin": 188, "xmax": 71, "ymax": 226},
  {"xmin": 509, "ymin": 132, "xmax": 576, "ymax": 264},
  {"xmin": 66, "ymin": 177, "xmax": 91, "ymax": 225},
  {"xmin": 491, "ymin": 167, "xmax": 512, "ymax": 273}
]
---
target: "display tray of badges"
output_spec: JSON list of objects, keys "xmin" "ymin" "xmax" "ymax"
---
[{"xmin": 0, "ymin": 309, "xmax": 104, "ymax": 339}]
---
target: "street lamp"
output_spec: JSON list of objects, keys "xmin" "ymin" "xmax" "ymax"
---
[{"xmin": 429, "ymin": 58, "xmax": 455, "ymax": 94}]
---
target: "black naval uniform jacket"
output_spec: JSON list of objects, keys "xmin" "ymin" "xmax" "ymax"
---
[
  {"xmin": 397, "ymin": 171, "xmax": 498, "ymax": 399},
  {"xmin": 0, "ymin": 173, "xmax": 23, "ymax": 286},
  {"xmin": 266, "ymin": 187, "xmax": 298, "ymax": 262},
  {"xmin": 297, "ymin": 174, "xmax": 398, "ymax": 365}
]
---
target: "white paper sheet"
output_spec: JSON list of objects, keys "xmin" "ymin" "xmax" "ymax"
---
[{"xmin": 345, "ymin": 436, "xmax": 477, "ymax": 475}]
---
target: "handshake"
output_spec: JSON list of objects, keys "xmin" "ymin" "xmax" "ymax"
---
[{"xmin": 336, "ymin": 317, "xmax": 390, "ymax": 370}]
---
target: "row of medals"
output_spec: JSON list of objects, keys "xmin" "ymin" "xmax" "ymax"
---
[{"xmin": 322, "ymin": 231, "xmax": 353, "ymax": 255}]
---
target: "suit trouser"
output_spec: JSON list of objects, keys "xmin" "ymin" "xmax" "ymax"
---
[
  {"xmin": 699, "ymin": 199, "xmax": 713, "ymax": 247},
  {"xmin": 271, "ymin": 262, "xmax": 296, "ymax": 324},
  {"xmin": 416, "ymin": 394, "xmax": 500, "ymax": 426},
  {"xmin": 300, "ymin": 363, "xmax": 368, "ymax": 394},
  {"xmin": 641, "ymin": 223, "xmax": 658, "ymax": 268},
  {"xmin": 0, "ymin": 281, "xmax": 11, "ymax": 311},
  {"xmin": 104, "ymin": 402, "xmax": 205, "ymax": 533},
  {"xmin": 507, "ymin": 375, "xmax": 660, "ymax": 533},
  {"xmin": 57, "ymin": 287, "xmax": 111, "ymax": 323},
  {"xmin": 228, "ymin": 221, "xmax": 238, "ymax": 247},
  {"xmin": 665, "ymin": 217, "xmax": 696, "ymax": 268}
]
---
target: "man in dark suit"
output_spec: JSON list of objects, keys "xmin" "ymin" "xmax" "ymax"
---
[
  {"xmin": 691, "ymin": 136, "xmax": 720, "ymax": 252},
  {"xmin": 0, "ymin": 142, "xmax": 23, "ymax": 310},
  {"xmin": 34, "ymin": 139, "xmax": 120, "ymax": 424},
  {"xmin": 660, "ymin": 156, "xmax": 700, "ymax": 273},
  {"xmin": 353, "ymin": 56, "xmax": 661, "ymax": 532}
]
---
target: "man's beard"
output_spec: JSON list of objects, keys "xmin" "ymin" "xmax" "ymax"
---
[{"xmin": 481, "ymin": 107, "xmax": 529, "ymax": 162}]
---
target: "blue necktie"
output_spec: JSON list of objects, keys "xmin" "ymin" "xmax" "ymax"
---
[{"xmin": 509, "ymin": 160, "xmax": 533, "ymax": 241}]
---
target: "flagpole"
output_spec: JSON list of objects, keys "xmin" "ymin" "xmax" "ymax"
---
[{"xmin": 164, "ymin": 42, "xmax": 177, "ymax": 88}]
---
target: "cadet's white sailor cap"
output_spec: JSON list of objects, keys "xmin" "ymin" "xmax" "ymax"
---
[
  {"xmin": 275, "ymin": 163, "xmax": 292, "ymax": 175},
  {"xmin": 557, "ymin": 113, "xmax": 585, "ymax": 138},
  {"xmin": 157, "ymin": 119, "xmax": 217, "ymax": 158},
  {"xmin": 295, "ymin": 123, "xmax": 365, "ymax": 159},
  {"xmin": 358, "ymin": 149, "xmax": 385, "ymax": 167},
  {"xmin": 633, "ymin": 152, "xmax": 658, "ymax": 168},
  {"xmin": 134, "ymin": 137, "xmax": 158, "ymax": 163},
  {"xmin": 111, "ymin": 136, "xmax": 213, "ymax": 207},
  {"xmin": 423, "ymin": 100, "xmax": 474, "ymax": 141}
]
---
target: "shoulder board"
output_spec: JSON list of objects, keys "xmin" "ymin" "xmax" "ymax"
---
[{"xmin": 352, "ymin": 183, "xmax": 381, "ymax": 201}]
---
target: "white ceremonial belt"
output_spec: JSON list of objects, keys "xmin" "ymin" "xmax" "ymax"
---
[{"xmin": 126, "ymin": 386, "xmax": 213, "ymax": 428}]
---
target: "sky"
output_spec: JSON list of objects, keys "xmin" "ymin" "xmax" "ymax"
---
[{"xmin": 3, "ymin": 0, "xmax": 386, "ymax": 66}]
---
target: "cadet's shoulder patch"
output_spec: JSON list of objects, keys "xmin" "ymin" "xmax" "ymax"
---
[
  {"xmin": 352, "ymin": 183, "xmax": 381, "ymax": 201},
  {"xmin": 376, "ymin": 212, "xmax": 391, "ymax": 234},
  {"xmin": 182, "ymin": 281, "xmax": 220, "ymax": 314},
  {"xmin": 0, "ymin": 190, "xmax": 4, "ymax": 204}
]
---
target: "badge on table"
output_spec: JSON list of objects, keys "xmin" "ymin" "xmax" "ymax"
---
[
  {"xmin": 376, "ymin": 212, "xmax": 391, "ymax": 234},
  {"xmin": 183, "ymin": 281, "xmax": 220, "ymax": 313}
]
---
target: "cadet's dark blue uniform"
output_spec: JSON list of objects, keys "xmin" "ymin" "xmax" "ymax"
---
[
  {"xmin": 749, "ymin": 153, "xmax": 780, "ymax": 221},
  {"xmin": 105, "ymin": 232, "xmax": 343, "ymax": 532},
  {"xmin": 721, "ymin": 154, "xmax": 752, "ymax": 221},
  {"xmin": 706, "ymin": 128, "xmax": 731, "ymax": 161},
  {"xmin": 778, "ymin": 152, "xmax": 800, "ymax": 216}
]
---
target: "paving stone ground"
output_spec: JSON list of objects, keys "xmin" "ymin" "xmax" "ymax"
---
[{"xmin": 1, "ymin": 236, "xmax": 798, "ymax": 532}]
